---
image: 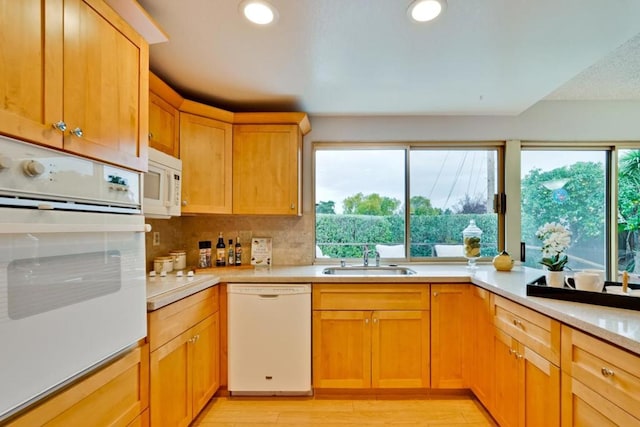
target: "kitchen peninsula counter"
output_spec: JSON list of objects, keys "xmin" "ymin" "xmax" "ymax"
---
[{"xmin": 197, "ymin": 263, "xmax": 640, "ymax": 355}]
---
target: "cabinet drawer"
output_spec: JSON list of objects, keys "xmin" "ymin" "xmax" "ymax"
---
[
  {"xmin": 494, "ymin": 295, "xmax": 560, "ymax": 364},
  {"xmin": 313, "ymin": 284, "xmax": 429, "ymax": 310},
  {"xmin": 561, "ymin": 325, "xmax": 640, "ymax": 421},
  {"xmin": 9, "ymin": 344, "xmax": 149, "ymax": 427},
  {"xmin": 148, "ymin": 286, "xmax": 219, "ymax": 351}
]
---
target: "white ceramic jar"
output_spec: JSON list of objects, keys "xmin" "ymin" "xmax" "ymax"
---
[
  {"xmin": 169, "ymin": 250, "xmax": 187, "ymax": 270},
  {"xmin": 154, "ymin": 256, "xmax": 174, "ymax": 273}
]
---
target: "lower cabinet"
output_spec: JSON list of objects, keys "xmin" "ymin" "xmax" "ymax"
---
[
  {"xmin": 312, "ymin": 284, "xmax": 430, "ymax": 389},
  {"xmin": 467, "ymin": 286, "xmax": 494, "ymax": 412},
  {"xmin": 8, "ymin": 343, "xmax": 149, "ymax": 427},
  {"xmin": 561, "ymin": 325, "xmax": 640, "ymax": 426},
  {"xmin": 148, "ymin": 286, "xmax": 220, "ymax": 427},
  {"xmin": 430, "ymin": 284, "xmax": 468, "ymax": 388},
  {"xmin": 492, "ymin": 296, "xmax": 560, "ymax": 427}
]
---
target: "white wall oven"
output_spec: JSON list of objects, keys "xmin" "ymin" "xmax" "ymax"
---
[
  {"xmin": 0, "ymin": 136, "xmax": 147, "ymax": 422},
  {"xmin": 143, "ymin": 147, "xmax": 182, "ymax": 218}
]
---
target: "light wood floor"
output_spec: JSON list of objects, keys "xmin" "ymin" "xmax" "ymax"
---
[{"xmin": 192, "ymin": 395, "xmax": 497, "ymax": 426}]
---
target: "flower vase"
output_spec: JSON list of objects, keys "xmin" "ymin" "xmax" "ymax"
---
[{"xmin": 546, "ymin": 270, "xmax": 565, "ymax": 288}]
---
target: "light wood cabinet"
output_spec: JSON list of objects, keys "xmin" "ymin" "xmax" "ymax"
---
[
  {"xmin": 0, "ymin": 0, "xmax": 149, "ymax": 171},
  {"xmin": 232, "ymin": 124, "xmax": 302, "ymax": 215},
  {"xmin": 492, "ymin": 296, "xmax": 561, "ymax": 427},
  {"xmin": 467, "ymin": 286, "xmax": 494, "ymax": 412},
  {"xmin": 8, "ymin": 343, "xmax": 149, "ymax": 427},
  {"xmin": 312, "ymin": 284, "xmax": 430, "ymax": 389},
  {"xmin": 561, "ymin": 325, "xmax": 640, "ymax": 425},
  {"xmin": 430, "ymin": 284, "xmax": 468, "ymax": 388},
  {"xmin": 148, "ymin": 286, "xmax": 220, "ymax": 427},
  {"xmin": 149, "ymin": 73, "xmax": 183, "ymax": 157},
  {"xmin": 179, "ymin": 111, "xmax": 233, "ymax": 214}
]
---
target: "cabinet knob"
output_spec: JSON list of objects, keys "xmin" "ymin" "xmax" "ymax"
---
[
  {"xmin": 508, "ymin": 348, "xmax": 516, "ymax": 356},
  {"xmin": 512, "ymin": 319, "xmax": 522, "ymax": 327},
  {"xmin": 373, "ymin": 318, "xmax": 378, "ymax": 324},
  {"xmin": 601, "ymin": 367, "xmax": 615, "ymax": 377},
  {"xmin": 290, "ymin": 204, "xmax": 295, "ymax": 210},
  {"xmin": 148, "ymin": 132, "xmax": 154, "ymax": 140},
  {"xmin": 516, "ymin": 353, "xmax": 524, "ymax": 359},
  {"xmin": 70, "ymin": 127, "xmax": 83, "ymax": 138},
  {"xmin": 433, "ymin": 292, "xmax": 438, "ymax": 297},
  {"xmin": 182, "ymin": 200, "xmax": 188, "ymax": 206},
  {"xmin": 364, "ymin": 318, "xmax": 369, "ymax": 324},
  {"xmin": 52, "ymin": 121, "xmax": 67, "ymax": 132}
]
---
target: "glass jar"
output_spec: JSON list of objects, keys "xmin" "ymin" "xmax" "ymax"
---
[{"xmin": 462, "ymin": 219, "xmax": 482, "ymax": 269}]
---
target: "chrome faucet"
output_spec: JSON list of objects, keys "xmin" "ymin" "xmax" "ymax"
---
[{"xmin": 363, "ymin": 245, "xmax": 380, "ymax": 267}]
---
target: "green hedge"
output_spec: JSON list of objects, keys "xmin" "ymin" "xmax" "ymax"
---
[{"xmin": 316, "ymin": 213, "xmax": 498, "ymax": 258}]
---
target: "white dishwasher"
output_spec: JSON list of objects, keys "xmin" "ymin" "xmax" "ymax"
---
[{"xmin": 227, "ymin": 283, "xmax": 311, "ymax": 395}]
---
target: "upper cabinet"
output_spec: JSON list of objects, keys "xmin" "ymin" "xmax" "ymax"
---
[
  {"xmin": 0, "ymin": 0, "xmax": 149, "ymax": 172},
  {"xmin": 179, "ymin": 101, "xmax": 234, "ymax": 214},
  {"xmin": 149, "ymin": 72, "xmax": 182, "ymax": 157},
  {"xmin": 233, "ymin": 113, "xmax": 310, "ymax": 216}
]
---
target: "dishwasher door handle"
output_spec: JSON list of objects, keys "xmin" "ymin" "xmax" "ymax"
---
[{"xmin": 259, "ymin": 294, "xmax": 279, "ymax": 299}]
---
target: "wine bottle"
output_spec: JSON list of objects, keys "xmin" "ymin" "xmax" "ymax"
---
[
  {"xmin": 235, "ymin": 236, "xmax": 242, "ymax": 266},
  {"xmin": 216, "ymin": 232, "xmax": 226, "ymax": 267},
  {"xmin": 228, "ymin": 239, "xmax": 234, "ymax": 266}
]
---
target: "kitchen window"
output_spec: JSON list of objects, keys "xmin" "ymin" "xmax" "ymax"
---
[
  {"xmin": 520, "ymin": 148, "xmax": 607, "ymax": 272},
  {"xmin": 314, "ymin": 141, "xmax": 640, "ymax": 277},
  {"xmin": 314, "ymin": 143, "xmax": 502, "ymax": 261}
]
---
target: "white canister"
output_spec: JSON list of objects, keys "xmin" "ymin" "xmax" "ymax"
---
[
  {"xmin": 170, "ymin": 250, "xmax": 187, "ymax": 271},
  {"xmin": 154, "ymin": 256, "xmax": 174, "ymax": 273}
]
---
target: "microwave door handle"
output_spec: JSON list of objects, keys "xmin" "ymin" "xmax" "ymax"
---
[
  {"xmin": 165, "ymin": 169, "xmax": 174, "ymax": 208},
  {"xmin": 0, "ymin": 223, "xmax": 151, "ymax": 234}
]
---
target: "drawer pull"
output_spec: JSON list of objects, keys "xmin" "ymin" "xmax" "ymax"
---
[
  {"xmin": 601, "ymin": 367, "xmax": 615, "ymax": 377},
  {"xmin": 512, "ymin": 319, "xmax": 523, "ymax": 327}
]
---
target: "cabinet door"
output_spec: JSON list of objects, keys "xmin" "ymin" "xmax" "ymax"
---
[
  {"xmin": 468, "ymin": 286, "xmax": 494, "ymax": 411},
  {"xmin": 312, "ymin": 310, "xmax": 371, "ymax": 388},
  {"xmin": 523, "ymin": 346, "xmax": 560, "ymax": 427},
  {"xmin": 0, "ymin": 0, "xmax": 63, "ymax": 148},
  {"xmin": 371, "ymin": 310, "xmax": 430, "ymax": 388},
  {"xmin": 431, "ymin": 284, "xmax": 467, "ymax": 388},
  {"xmin": 62, "ymin": 0, "xmax": 148, "ymax": 171},
  {"xmin": 180, "ymin": 112, "xmax": 232, "ymax": 213},
  {"xmin": 191, "ymin": 312, "xmax": 220, "ymax": 416},
  {"xmin": 561, "ymin": 372, "xmax": 640, "ymax": 427},
  {"xmin": 150, "ymin": 332, "xmax": 192, "ymax": 427},
  {"xmin": 149, "ymin": 91, "xmax": 179, "ymax": 157},
  {"xmin": 233, "ymin": 124, "xmax": 301, "ymax": 215},
  {"xmin": 493, "ymin": 328, "xmax": 522, "ymax": 427}
]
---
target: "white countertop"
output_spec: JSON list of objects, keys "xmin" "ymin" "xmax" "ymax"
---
[
  {"xmin": 148, "ymin": 263, "xmax": 640, "ymax": 355},
  {"xmin": 146, "ymin": 272, "xmax": 221, "ymax": 310}
]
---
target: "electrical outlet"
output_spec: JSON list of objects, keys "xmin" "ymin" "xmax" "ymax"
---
[{"xmin": 153, "ymin": 232, "xmax": 160, "ymax": 246}]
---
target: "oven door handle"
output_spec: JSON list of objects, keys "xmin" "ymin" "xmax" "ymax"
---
[{"xmin": 0, "ymin": 223, "xmax": 152, "ymax": 234}]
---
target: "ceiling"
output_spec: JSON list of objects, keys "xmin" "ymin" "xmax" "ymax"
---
[{"xmin": 137, "ymin": 0, "xmax": 640, "ymax": 116}]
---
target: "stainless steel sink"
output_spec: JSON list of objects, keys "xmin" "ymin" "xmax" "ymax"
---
[{"xmin": 322, "ymin": 266, "xmax": 417, "ymax": 275}]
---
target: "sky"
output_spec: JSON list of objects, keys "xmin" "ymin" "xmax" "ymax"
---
[
  {"xmin": 316, "ymin": 149, "xmax": 494, "ymax": 213},
  {"xmin": 315, "ymin": 149, "xmax": 606, "ymax": 214}
]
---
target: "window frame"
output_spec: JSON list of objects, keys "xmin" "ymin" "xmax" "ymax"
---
[{"xmin": 312, "ymin": 141, "xmax": 505, "ymax": 263}]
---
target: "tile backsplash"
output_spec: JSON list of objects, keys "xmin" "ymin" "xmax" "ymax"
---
[{"xmin": 145, "ymin": 215, "xmax": 314, "ymax": 272}]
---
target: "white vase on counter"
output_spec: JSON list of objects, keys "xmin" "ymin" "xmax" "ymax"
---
[{"xmin": 546, "ymin": 270, "xmax": 565, "ymax": 288}]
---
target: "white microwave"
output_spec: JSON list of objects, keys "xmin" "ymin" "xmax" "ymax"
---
[{"xmin": 144, "ymin": 148, "xmax": 182, "ymax": 218}]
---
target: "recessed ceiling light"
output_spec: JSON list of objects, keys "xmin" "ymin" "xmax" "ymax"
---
[
  {"xmin": 408, "ymin": 0, "xmax": 447, "ymax": 23},
  {"xmin": 240, "ymin": 0, "xmax": 278, "ymax": 25}
]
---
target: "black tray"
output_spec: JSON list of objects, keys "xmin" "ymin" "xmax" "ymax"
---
[{"xmin": 526, "ymin": 276, "xmax": 640, "ymax": 311}]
